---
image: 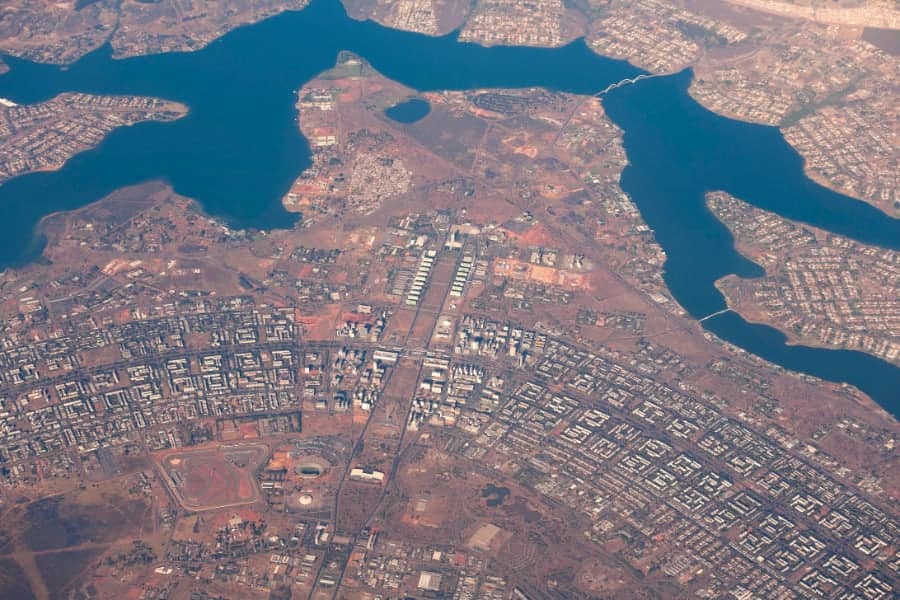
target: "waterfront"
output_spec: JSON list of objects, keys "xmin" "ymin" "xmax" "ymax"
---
[{"xmin": 0, "ymin": 0, "xmax": 898, "ymax": 414}]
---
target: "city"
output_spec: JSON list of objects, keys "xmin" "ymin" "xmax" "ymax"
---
[{"xmin": 0, "ymin": 1, "xmax": 896, "ymax": 599}]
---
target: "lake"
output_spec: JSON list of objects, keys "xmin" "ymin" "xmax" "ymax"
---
[
  {"xmin": 1, "ymin": 0, "xmax": 898, "ymax": 415},
  {"xmin": 385, "ymin": 98, "xmax": 431, "ymax": 123}
]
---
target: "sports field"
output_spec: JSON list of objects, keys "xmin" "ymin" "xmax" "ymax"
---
[{"xmin": 158, "ymin": 443, "xmax": 268, "ymax": 511}]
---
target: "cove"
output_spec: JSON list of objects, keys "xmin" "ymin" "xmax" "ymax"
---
[{"xmin": 0, "ymin": 0, "xmax": 898, "ymax": 416}]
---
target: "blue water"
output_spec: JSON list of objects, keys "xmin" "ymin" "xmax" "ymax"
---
[
  {"xmin": 385, "ymin": 98, "xmax": 430, "ymax": 123},
  {"xmin": 0, "ymin": 0, "xmax": 898, "ymax": 415}
]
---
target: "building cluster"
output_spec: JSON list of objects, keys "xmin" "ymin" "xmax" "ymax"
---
[
  {"xmin": 578, "ymin": 5, "xmax": 900, "ymax": 216},
  {"xmin": 0, "ymin": 285, "xmax": 403, "ymax": 486},
  {"xmin": 690, "ymin": 66, "xmax": 793, "ymax": 126},
  {"xmin": 290, "ymin": 80, "xmax": 414, "ymax": 218},
  {"xmin": 410, "ymin": 350, "xmax": 498, "ymax": 427},
  {"xmin": 348, "ymin": 152, "xmax": 413, "ymax": 215},
  {"xmin": 305, "ymin": 346, "xmax": 392, "ymax": 412},
  {"xmin": 335, "ymin": 305, "xmax": 388, "ymax": 342},
  {"xmin": 588, "ymin": 0, "xmax": 747, "ymax": 74},
  {"xmin": 468, "ymin": 89, "xmax": 570, "ymax": 116},
  {"xmin": 404, "ymin": 249, "xmax": 438, "ymax": 306},
  {"xmin": 342, "ymin": 534, "xmax": 518, "ymax": 598},
  {"xmin": 555, "ymin": 97, "xmax": 672, "ymax": 307},
  {"xmin": 285, "ymin": 88, "xmax": 342, "ymax": 216},
  {"xmin": 153, "ymin": 523, "xmax": 526, "ymax": 599},
  {"xmin": 0, "ymin": 1, "xmax": 116, "ymax": 64},
  {"xmin": 784, "ymin": 105, "xmax": 898, "ymax": 214},
  {"xmin": 295, "ymin": 78, "xmax": 678, "ymax": 321},
  {"xmin": 583, "ymin": 173, "xmax": 671, "ymax": 302},
  {"xmin": 599, "ymin": 310, "xmax": 647, "ymax": 334},
  {"xmin": 434, "ymin": 326, "xmax": 898, "ymax": 598},
  {"xmin": 152, "ymin": 517, "xmax": 326, "ymax": 592},
  {"xmin": 381, "ymin": 210, "xmax": 458, "ymax": 300},
  {"xmin": 690, "ymin": 27, "xmax": 893, "ymax": 129},
  {"xmin": 0, "ymin": 190, "xmax": 894, "ymax": 597},
  {"xmin": 721, "ymin": 0, "xmax": 900, "ymax": 29},
  {"xmin": 0, "ymin": 297, "xmax": 309, "ymax": 486},
  {"xmin": 382, "ymin": 0, "xmax": 440, "ymax": 35},
  {"xmin": 710, "ymin": 192, "xmax": 900, "ymax": 364},
  {"xmin": 0, "ymin": 92, "xmax": 184, "ymax": 184},
  {"xmin": 107, "ymin": 0, "xmax": 311, "ymax": 60},
  {"xmin": 1, "ymin": 4, "xmax": 898, "ymax": 599},
  {"xmin": 0, "ymin": 0, "xmax": 311, "ymax": 65},
  {"xmin": 460, "ymin": 0, "xmax": 565, "ymax": 47},
  {"xmin": 10, "ymin": 299, "xmax": 892, "ymax": 597}
]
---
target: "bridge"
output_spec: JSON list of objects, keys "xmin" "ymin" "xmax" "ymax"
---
[
  {"xmin": 594, "ymin": 74, "xmax": 660, "ymax": 98},
  {"xmin": 698, "ymin": 308, "xmax": 733, "ymax": 323}
]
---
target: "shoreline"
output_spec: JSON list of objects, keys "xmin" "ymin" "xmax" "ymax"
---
[{"xmin": 715, "ymin": 275, "xmax": 900, "ymax": 371}]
